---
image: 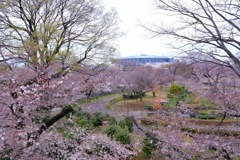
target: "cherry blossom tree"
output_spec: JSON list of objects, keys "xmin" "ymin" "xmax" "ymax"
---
[
  {"xmin": 148, "ymin": 59, "xmax": 240, "ymax": 159},
  {"xmin": 166, "ymin": 59, "xmax": 240, "ymax": 115},
  {"xmin": 111, "ymin": 66, "xmax": 172, "ymax": 99},
  {"xmin": 0, "ymin": 0, "xmax": 123, "ymax": 158},
  {"xmin": 127, "ymin": 66, "xmax": 153, "ymax": 101},
  {"xmin": 151, "ymin": 126, "xmax": 240, "ymax": 159}
]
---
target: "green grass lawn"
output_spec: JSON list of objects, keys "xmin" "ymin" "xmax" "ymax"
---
[
  {"xmin": 188, "ymin": 117, "xmax": 238, "ymax": 123},
  {"xmin": 110, "ymin": 92, "xmax": 156, "ymax": 111},
  {"xmin": 199, "ymin": 109, "xmax": 222, "ymax": 114}
]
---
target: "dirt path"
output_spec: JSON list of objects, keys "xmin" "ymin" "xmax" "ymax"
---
[
  {"xmin": 80, "ymin": 95, "xmax": 123, "ymax": 121},
  {"xmin": 81, "ymin": 95, "xmax": 117, "ymax": 114}
]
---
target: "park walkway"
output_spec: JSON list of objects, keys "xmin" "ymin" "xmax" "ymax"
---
[{"xmin": 81, "ymin": 95, "xmax": 148, "ymax": 136}]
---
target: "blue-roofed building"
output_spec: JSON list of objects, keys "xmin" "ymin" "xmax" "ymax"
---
[{"xmin": 119, "ymin": 54, "xmax": 174, "ymax": 68}]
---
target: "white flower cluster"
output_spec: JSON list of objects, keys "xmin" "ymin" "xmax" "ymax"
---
[
  {"xmin": 19, "ymin": 124, "xmax": 135, "ymax": 160},
  {"xmin": 76, "ymin": 134, "xmax": 136, "ymax": 160}
]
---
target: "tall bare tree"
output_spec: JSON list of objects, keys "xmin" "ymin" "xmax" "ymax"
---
[
  {"xmin": 0, "ymin": 1, "xmax": 121, "ymax": 158},
  {"xmin": 144, "ymin": 0, "xmax": 240, "ymax": 78},
  {"xmin": 0, "ymin": 0, "xmax": 119, "ymax": 78}
]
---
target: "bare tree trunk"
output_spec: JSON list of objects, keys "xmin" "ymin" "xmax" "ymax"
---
[
  {"xmin": 140, "ymin": 91, "xmax": 143, "ymax": 102},
  {"xmin": 127, "ymin": 99, "xmax": 129, "ymax": 117},
  {"xmin": 38, "ymin": 106, "xmax": 73, "ymax": 134},
  {"xmin": 27, "ymin": 106, "xmax": 73, "ymax": 147},
  {"xmin": 152, "ymin": 91, "xmax": 156, "ymax": 97}
]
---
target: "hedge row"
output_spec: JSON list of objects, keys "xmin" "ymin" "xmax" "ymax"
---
[
  {"xmin": 106, "ymin": 96, "xmax": 124, "ymax": 109},
  {"xmin": 122, "ymin": 92, "xmax": 145, "ymax": 100},
  {"xmin": 181, "ymin": 127, "xmax": 240, "ymax": 136}
]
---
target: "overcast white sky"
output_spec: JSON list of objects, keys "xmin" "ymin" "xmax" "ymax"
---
[{"xmin": 104, "ymin": 0, "xmax": 177, "ymax": 58}]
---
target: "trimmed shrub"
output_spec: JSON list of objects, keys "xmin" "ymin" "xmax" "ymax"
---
[
  {"xmin": 108, "ymin": 116, "xmax": 117, "ymax": 125},
  {"xmin": 90, "ymin": 112, "xmax": 104, "ymax": 127},
  {"xmin": 119, "ymin": 117, "xmax": 133, "ymax": 133},
  {"xmin": 76, "ymin": 112, "xmax": 110, "ymax": 128},
  {"xmin": 115, "ymin": 126, "xmax": 131, "ymax": 144},
  {"xmin": 124, "ymin": 117, "xmax": 133, "ymax": 133},
  {"xmin": 77, "ymin": 117, "xmax": 89, "ymax": 127},
  {"xmin": 166, "ymin": 84, "xmax": 190, "ymax": 108},
  {"xmin": 119, "ymin": 119, "xmax": 127, "ymax": 128},
  {"xmin": 169, "ymin": 83, "xmax": 184, "ymax": 95},
  {"xmin": 105, "ymin": 117, "xmax": 133, "ymax": 145},
  {"xmin": 123, "ymin": 92, "xmax": 145, "ymax": 100},
  {"xmin": 164, "ymin": 98, "xmax": 178, "ymax": 108},
  {"xmin": 105, "ymin": 125, "xmax": 118, "ymax": 137},
  {"xmin": 198, "ymin": 113, "xmax": 216, "ymax": 119},
  {"xmin": 105, "ymin": 125, "xmax": 131, "ymax": 144},
  {"xmin": 76, "ymin": 112, "xmax": 91, "ymax": 128}
]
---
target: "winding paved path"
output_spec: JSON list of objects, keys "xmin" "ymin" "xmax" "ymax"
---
[
  {"xmin": 80, "ymin": 95, "xmax": 148, "ymax": 136},
  {"xmin": 81, "ymin": 95, "xmax": 120, "ymax": 117}
]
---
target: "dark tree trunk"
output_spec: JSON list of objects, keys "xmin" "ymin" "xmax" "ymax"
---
[
  {"xmin": 38, "ymin": 106, "xmax": 73, "ymax": 134},
  {"xmin": 27, "ymin": 106, "xmax": 73, "ymax": 147},
  {"xmin": 152, "ymin": 91, "xmax": 156, "ymax": 97},
  {"xmin": 140, "ymin": 91, "xmax": 143, "ymax": 102}
]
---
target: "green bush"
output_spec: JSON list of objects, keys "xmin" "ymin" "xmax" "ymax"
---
[
  {"xmin": 119, "ymin": 117, "xmax": 133, "ymax": 133},
  {"xmin": 88, "ymin": 112, "xmax": 110, "ymax": 127},
  {"xmin": 169, "ymin": 83, "xmax": 185, "ymax": 95},
  {"xmin": 164, "ymin": 98, "xmax": 178, "ymax": 108},
  {"xmin": 167, "ymin": 84, "xmax": 190, "ymax": 108},
  {"xmin": 77, "ymin": 117, "xmax": 89, "ymax": 127},
  {"xmin": 108, "ymin": 116, "xmax": 117, "ymax": 125},
  {"xmin": 76, "ymin": 112, "xmax": 91, "ymax": 128},
  {"xmin": 115, "ymin": 126, "xmax": 131, "ymax": 144},
  {"xmin": 119, "ymin": 119, "xmax": 126, "ymax": 128},
  {"xmin": 198, "ymin": 113, "xmax": 216, "ymax": 119},
  {"xmin": 123, "ymin": 92, "xmax": 145, "ymax": 100},
  {"xmin": 105, "ymin": 124, "xmax": 131, "ymax": 144},
  {"xmin": 90, "ymin": 112, "xmax": 104, "ymax": 127},
  {"xmin": 124, "ymin": 117, "xmax": 133, "ymax": 133},
  {"xmin": 76, "ymin": 112, "xmax": 91, "ymax": 119},
  {"xmin": 182, "ymin": 127, "xmax": 240, "ymax": 136},
  {"xmin": 199, "ymin": 98, "xmax": 215, "ymax": 108},
  {"xmin": 76, "ymin": 112, "xmax": 110, "ymax": 128},
  {"xmin": 105, "ymin": 125, "xmax": 118, "ymax": 137}
]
